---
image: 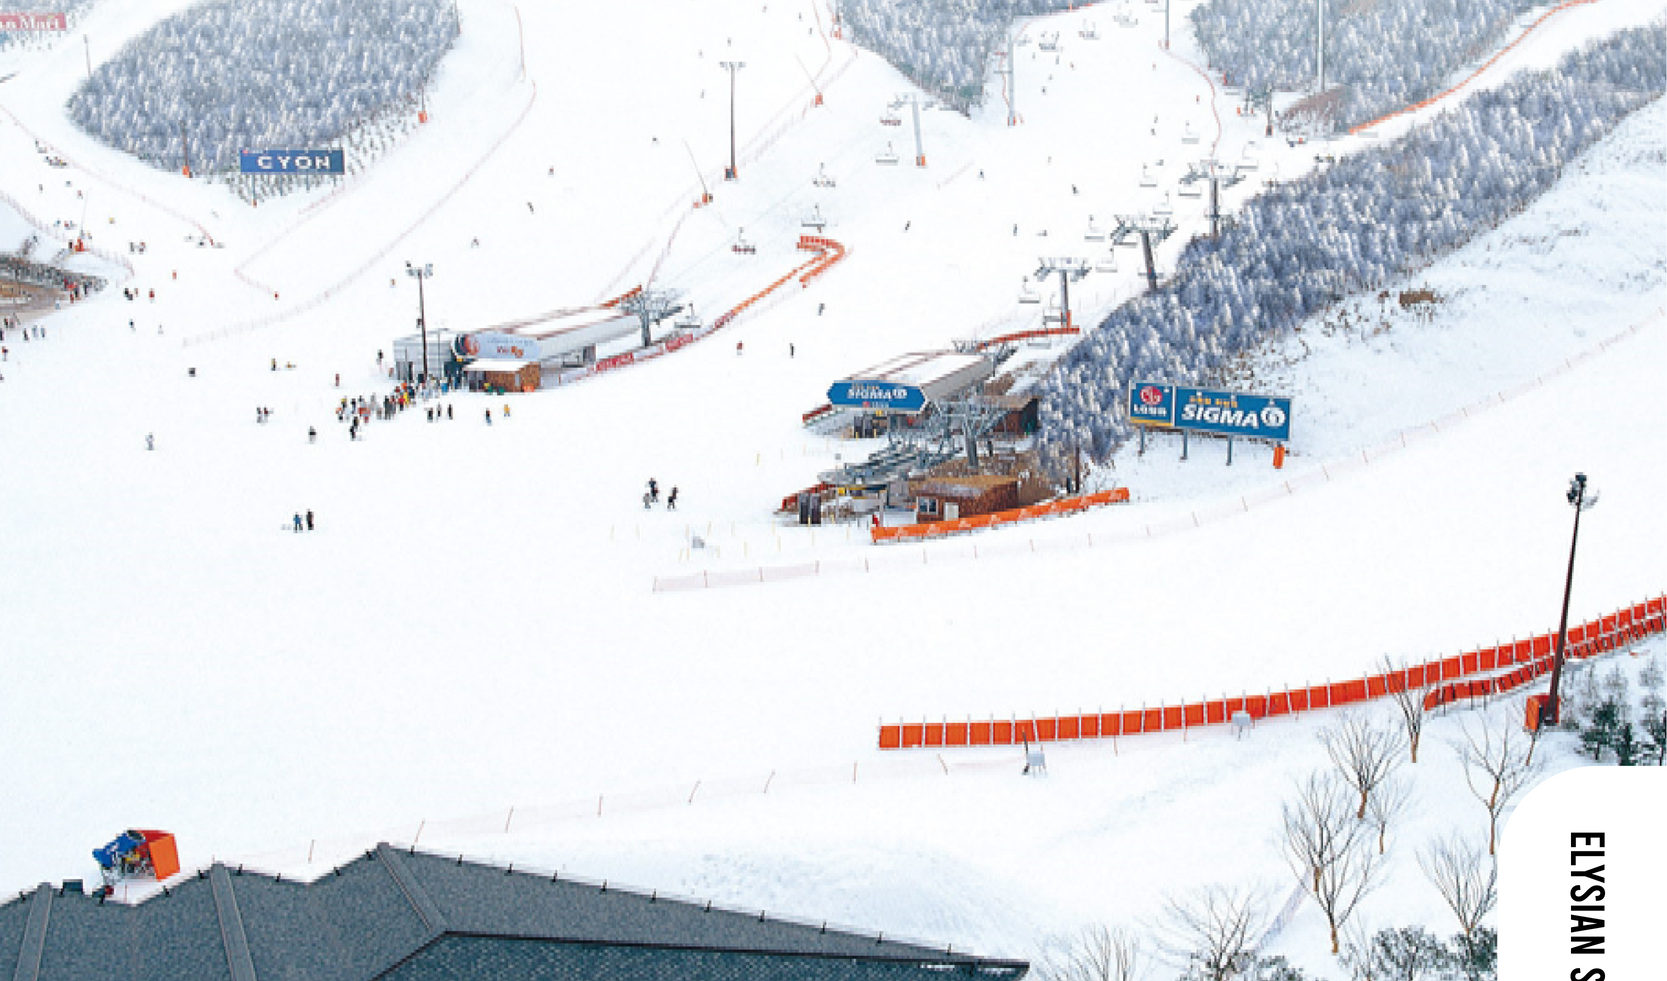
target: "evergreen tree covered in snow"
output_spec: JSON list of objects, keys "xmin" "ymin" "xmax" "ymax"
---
[
  {"xmin": 1036, "ymin": 26, "xmax": 1665, "ymax": 475},
  {"xmin": 1191, "ymin": 0, "xmax": 1541, "ymax": 131},
  {"xmin": 64, "ymin": 0, "xmax": 458, "ymax": 179},
  {"xmin": 841, "ymin": 0, "xmax": 1077, "ymax": 110}
]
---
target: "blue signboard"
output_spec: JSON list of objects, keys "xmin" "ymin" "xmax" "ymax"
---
[
  {"xmin": 828, "ymin": 379, "xmax": 927, "ymax": 412},
  {"xmin": 1129, "ymin": 381, "xmax": 1292, "ymax": 441},
  {"xmin": 239, "ymin": 149, "xmax": 345, "ymax": 174}
]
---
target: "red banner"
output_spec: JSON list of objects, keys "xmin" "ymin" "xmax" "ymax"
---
[{"xmin": 0, "ymin": 13, "xmax": 67, "ymax": 30}]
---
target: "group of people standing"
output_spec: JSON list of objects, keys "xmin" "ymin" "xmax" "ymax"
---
[{"xmin": 643, "ymin": 477, "xmax": 679, "ymax": 510}]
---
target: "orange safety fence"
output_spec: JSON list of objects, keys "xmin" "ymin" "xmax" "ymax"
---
[
  {"xmin": 879, "ymin": 593, "xmax": 1666, "ymax": 749},
  {"xmin": 974, "ymin": 326, "xmax": 1081, "ymax": 351},
  {"xmin": 871, "ymin": 487, "xmax": 1130, "ymax": 542}
]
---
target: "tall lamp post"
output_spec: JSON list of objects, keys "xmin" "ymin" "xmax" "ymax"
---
[
  {"xmin": 405, "ymin": 261, "xmax": 433, "ymax": 384},
  {"xmin": 1542, "ymin": 472, "xmax": 1599, "ymax": 727}
]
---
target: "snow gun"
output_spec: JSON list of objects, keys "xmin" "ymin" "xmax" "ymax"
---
[{"xmin": 92, "ymin": 829, "xmax": 180, "ymax": 893}]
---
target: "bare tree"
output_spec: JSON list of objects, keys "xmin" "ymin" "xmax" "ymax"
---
[
  {"xmin": 1380, "ymin": 655, "xmax": 1427, "ymax": 763},
  {"xmin": 1365, "ymin": 774, "xmax": 1412, "ymax": 855},
  {"xmin": 1321, "ymin": 715, "xmax": 1406, "ymax": 818},
  {"xmin": 1314, "ymin": 831, "xmax": 1381, "ymax": 954},
  {"xmin": 1418, "ymin": 833, "xmax": 1497, "ymax": 939},
  {"xmin": 1156, "ymin": 885, "xmax": 1267, "ymax": 981},
  {"xmin": 1456, "ymin": 706, "xmax": 1542, "ymax": 855},
  {"xmin": 1038, "ymin": 925, "xmax": 1143, "ymax": 981},
  {"xmin": 1282, "ymin": 771, "xmax": 1364, "ymax": 894}
]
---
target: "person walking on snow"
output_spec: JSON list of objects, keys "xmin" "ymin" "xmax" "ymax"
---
[
  {"xmin": 667, "ymin": 486, "xmax": 679, "ymax": 510},
  {"xmin": 292, "ymin": 513, "xmax": 303, "ymax": 533},
  {"xmin": 305, "ymin": 510, "xmax": 314, "ymax": 531},
  {"xmin": 647, "ymin": 478, "xmax": 659, "ymax": 502},
  {"xmin": 642, "ymin": 491, "xmax": 653, "ymax": 509},
  {"xmin": 485, "ymin": 408, "xmax": 492, "ymax": 425}
]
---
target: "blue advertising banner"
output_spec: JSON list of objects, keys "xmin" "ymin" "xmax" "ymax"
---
[
  {"xmin": 1129, "ymin": 381, "xmax": 1292, "ymax": 441},
  {"xmin": 827, "ymin": 379, "xmax": 927, "ymax": 412},
  {"xmin": 239, "ymin": 149, "xmax": 345, "ymax": 174}
]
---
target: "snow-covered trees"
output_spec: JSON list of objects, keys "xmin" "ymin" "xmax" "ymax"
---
[
  {"xmin": 1037, "ymin": 25, "xmax": 1665, "ymax": 474},
  {"xmin": 841, "ymin": 0, "xmax": 1077, "ymax": 111},
  {"xmin": 64, "ymin": 0, "xmax": 458, "ymax": 181},
  {"xmin": 1191, "ymin": 0, "xmax": 1541, "ymax": 132}
]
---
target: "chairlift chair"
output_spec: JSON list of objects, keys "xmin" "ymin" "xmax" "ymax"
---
[
  {"xmin": 1083, "ymin": 216, "xmax": 1106, "ymax": 242},
  {"xmin": 802, "ymin": 205, "xmax": 827, "ymax": 231},
  {"xmin": 1153, "ymin": 191, "xmax": 1174, "ymax": 216},
  {"xmin": 875, "ymin": 142, "xmax": 899, "ymax": 165},
  {"xmin": 1182, "ymin": 121, "xmax": 1201, "ymax": 144},
  {"xmin": 1017, "ymin": 278, "xmax": 1041, "ymax": 304},
  {"xmin": 732, "ymin": 228, "xmax": 756, "ymax": 254},
  {"xmin": 1138, "ymin": 164, "xmax": 1158, "ymax": 188},
  {"xmin": 812, "ymin": 163, "xmax": 836, "ymax": 188},
  {"xmin": 1078, "ymin": 21, "xmax": 1099, "ymax": 40},
  {"xmin": 1177, "ymin": 179, "xmax": 1203, "ymax": 198},
  {"xmin": 1095, "ymin": 250, "xmax": 1118, "ymax": 273}
]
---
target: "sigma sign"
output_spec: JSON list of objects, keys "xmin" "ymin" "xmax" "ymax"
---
[
  {"xmin": 1128, "ymin": 381, "xmax": 1292, "ymax": 441},
  {"xmin": 827, "ymin": 379, "xmax": 927, "ymax": 412},
  {"xmin": 239, "ymin": 150, "xmax": 345, "ymax": 174}
]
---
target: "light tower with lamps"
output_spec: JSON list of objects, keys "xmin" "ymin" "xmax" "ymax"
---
[
  {"xmin": 405, "ymin": 261, "xmax": 434, "ymax": 384},
  {"xmin": 1541, "ymin": 472, "xmax": 1599, "ymax": 728},
  {"xmin": 719, "ymin": 61, "xmax": 745, "ymax": 179}
]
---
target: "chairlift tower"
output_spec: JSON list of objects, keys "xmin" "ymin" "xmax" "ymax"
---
[
  {"xmin": 1110, "ymin": 215, "xmax": 1176, "ymax": 292},
  {"xmin": 620, "ymin": 287, "xmax": 685, "ymax": 348},
  {"xmin": 1245, "ymin": 84, "xmax": 1276, "ymax": 137},
  {"xmin": 1035, "ymin": 258, "xmax": 1090, "ymax": 331},
  {"xmin": 719, "ymin": 61, "xmax": 745, "ymax": 179},
  {"xmin": 1315, "ymin": 0, "xmax": 1326, "ymax": 93},
  {"xmin": 999, "ymin": 27, "xmax": 1018, "ymax": 126},
  {"xmin": 1181, "ymin": 160, "xmax": 1244, "ymax": 238}
]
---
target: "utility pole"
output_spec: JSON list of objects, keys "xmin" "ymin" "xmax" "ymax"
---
[
  {"xmin": 1112, "ymin": 215, "xmax": 1176, "ymax": 292},
  {"xmin": 405, "ymin": 262, "xmax": 434, "ymax": 383},
  {"xmin": 1543, "ymin": 473, "xmax": 1599, "ymax": 727},
  {"xmin": 1003, "ymin": 27, "xmax": 1018, "ymax": 126},
  {"xmin": 179, "ymin": 121, "xmax": 191, "ymax": 178},
  {"xmin": 908, "ymin": 93, "xmax": 925, "ymax": 166},
  {"xmin": 1316, "ymin": 0, "xmax": 1326, "ymax": 93},
  {"xmin": 83, "ymin": 34, "xmax": 91, "ymax": 79},
  {"xmin": 720, "ymin": 61, "xmax": 745, "ymax": 179}
]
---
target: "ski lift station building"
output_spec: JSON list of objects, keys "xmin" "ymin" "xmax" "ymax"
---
[
  {"xmin": 831, "ymin": 351, "xmax": 996, "ymax": 416},
  {"xmin": 392, "ymin": 307, "xmax": 638, "ymax": 387}
]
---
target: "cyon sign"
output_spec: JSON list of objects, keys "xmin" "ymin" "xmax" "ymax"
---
[{"xmin": 239, "ymin": 150, "xmax": 345, "ymax": 174}]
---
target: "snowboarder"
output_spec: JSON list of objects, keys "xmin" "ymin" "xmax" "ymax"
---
[
  {"xmin": 503, "ymin": 403, "xmax": 511, "ymax": 418},
  {"xmin": 667, "ymin": 486, "xmax": 679, "ymax": 510},
  {"xmin": 145, "ymin": 433, "xmax": 154, "ymax": 451},
  {"xmin": 789, "ymin": 343, "xmax": 795, "ymax": 357},
  {"xmin": 736, "ymin": 341, "xmax": 743, "ymax": 355},
  {"xmin": 817, "ymin": 302, "xmax": 825, "ymax": 315},
  {"xmin": 334, "ymin": 373, "xmax": 340, "ymax": 387},
  {"xmin": 308, "ymin": 426, "xmax": 316, "ymax": 443},
  {"xmin": 446, "ymin": 404, "xmax": 453, "ymax": 420},
  {"xmin": 526, "ymin": 201, "xmax": 534, "ymax": 213},
  {"xmin": 292, "ymin": 513, "xmax": 303, "ymax": 532},
  {"xmin": 305, "ymin": 510, "xmax": 314, "ymax": 531},
  {"xmin": 485, "ymin": 408, "xmax": 492, "ymax": 425}
]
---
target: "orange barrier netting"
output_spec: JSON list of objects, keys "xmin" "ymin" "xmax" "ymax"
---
[
  {"xmin": 871, "ymin": 488, "xmax": 1130, "ymax": 543},
  {"xmin": 878, "ymin": 594, "xmax": 1665, "ymax": 749},
  {"xmin": 1349, "ymin": 0, "xmax": 1599, "ymax": 135},
  {"xmin": 974, "ymin": 326, "xmax": 1080, "ymax": 350}
]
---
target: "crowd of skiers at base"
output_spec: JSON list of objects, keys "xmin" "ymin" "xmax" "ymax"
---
[
  {"xmin": 0, "ymin": 318, "xmax": 52, "ymax": 381},
  {"xmin": 643, "ymin": 478, "xmax": 679, "ymax": 510}
]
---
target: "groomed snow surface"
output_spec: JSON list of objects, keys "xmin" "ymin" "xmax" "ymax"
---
[{"xmin": 1, "ymin": 0, "xmax": 1663, "ymax": 976}]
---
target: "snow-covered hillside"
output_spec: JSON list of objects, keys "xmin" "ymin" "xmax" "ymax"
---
[{"xmin": 1, "ymin": 0, "xmax": 1663, "ymax": 976}]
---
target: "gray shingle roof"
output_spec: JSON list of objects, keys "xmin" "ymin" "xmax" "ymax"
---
[{"xmin": 0, "ymin": 845, "xmax": 1028, "ymax": 981}]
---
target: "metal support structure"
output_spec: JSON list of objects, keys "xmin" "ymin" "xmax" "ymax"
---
[
  {"xmin": 405, "ymin": 262, "xmax": 434, "ymax": 383},
  {"xmin": 1543, "ymin": 473, "xmax": 1599, "ymax": 727},
  {"xmin": 1316, "ymin": 0, "xmax": 1326, "ymax": 93},
  {"xmin": 620, "ymin": 287, "xmax": 685, "ymax": 348},
  {"xmin": 1140, "ymin": 230, "xmax": 1157, "ymax": 292},
  {"xmin": 179, "ymin": 121, "xmax": 191, "ymax": 178},
  {"xmin": 83, "ymin": 33, "xmax": 92, "ymax": 79},
  {"xmin": 720, "ymin": 61, "xmax": 746, "ymax": 179},
  {"xmin": 908, "ymin": 93, "xmax": 926, "ymax": 166},
  {"xmin": 1035, "ymin": 258, "xmax": 1089, "ymax": 331}
]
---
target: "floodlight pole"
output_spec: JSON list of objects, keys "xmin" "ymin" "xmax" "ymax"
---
[
  {"xmin": 720, "ymin": 61, "xmax": 745, "ymax": 179},
  {"xmin": 1542, "ymin": 473, "xmax": 1596, "ymax": 727},
  {"xmin": 406, "ymin": 262, "xmax": 433, "ymax": 384},
  {"xmin": 1316, "ymin": 0, "xmax": 1326, "ymax": 92},
  {"xmin": 83, "ymin": 34, "xmax": 91, "ymax": 79}
]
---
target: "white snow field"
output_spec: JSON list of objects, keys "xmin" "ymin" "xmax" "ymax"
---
[{"xmin": 2, "ymin": 0, "xmax": 1664, "ymax": 974}]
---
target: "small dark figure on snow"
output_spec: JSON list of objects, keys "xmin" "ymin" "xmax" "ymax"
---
[
  {"xmin": 292, "ymin": 513, "xmax": 303, "ymax": 532},
  {"xmin": 642, "ymin": 491, "xmax": 652, "ymax": 509},
  {"xmin": 446, "ymin": 404, "xmax": 453, "ymax": 420},
  {"xmin": 647, "ymin": 478, "xmax": 659, "ymax": 502},
  {"xmin": 145, "ymin": 433, "xmax": 155, "ymax": 451},
  {"xmin": 305, "ymin": 510, "xmax": 314, "ymax": 531},
  {"xmin": 667, "ymin": 487, "xmax": 679, "ymax": 510},
  {"xmin": 308, "ymin": 426, "xmax": 316, "ymax": 443},
  {"xmin": 485, "ymin": 408, "xmax": 492, "ymax": 425}
]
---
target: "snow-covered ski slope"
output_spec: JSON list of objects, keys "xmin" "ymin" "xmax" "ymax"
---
[{"xmin": 1, "ymin": 0, "xmax": 1664, "ymax": 970}]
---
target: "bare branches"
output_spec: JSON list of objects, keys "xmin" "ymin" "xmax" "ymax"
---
[
  {"xmin": 1321, "ymin": 715, "xmax": 1406, "ymax": 818},
  {"xmin": 1281, "ymin": 771, "xmax": 1380, "ymax": 954},
  {"xmin": 1038, "ymin": 925, "xmax": 1142, "ymax": 981},
  {"xmin": 1380, "ymin": 655, "xmax": 1428, "ymax": 763},
  {"xmin": 1418, "ymin": 833, "xmax": 1498, "ymax": 939},
  {"xmin": 1157, "ymin": 885, "xmax": 1268, "ymax": 981},
  {"xmin": 1456, "ymin": 706, "xmax": 1542, "ymax": 855},
  {"xmin": 1365, "ymin": 775, "xmax": 1412, "ymax": 855}
]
